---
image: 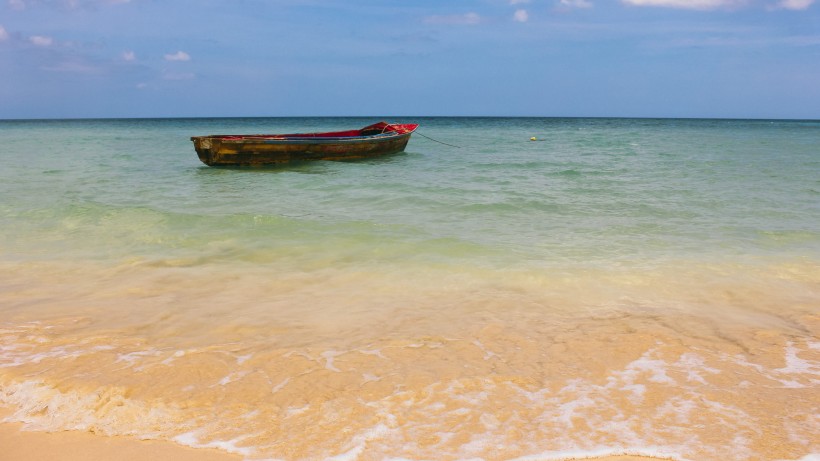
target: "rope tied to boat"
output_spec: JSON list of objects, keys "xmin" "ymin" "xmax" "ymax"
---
[
  {"xmin": 384, "ymin": 121, "xmax": 462, "ymax": 149},
  {"xmin": 414, "ymin": 131, "xmax": 462, "ymax": 149}
]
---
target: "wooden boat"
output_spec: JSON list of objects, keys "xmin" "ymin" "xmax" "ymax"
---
[{"xmin": 191, "ymin": 121, "xmax": 418, "ymax": 166}]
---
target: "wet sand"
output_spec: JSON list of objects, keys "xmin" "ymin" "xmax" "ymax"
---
[
  {"xmin": 1, "ymin": 261, "xmax": 818, "ymax": 459},
  {"xmin": 1, "ymin": 397, "xmax": 675, "ymax": 461},
  {"xmin": 0, "ymin": 422, "xmax": 671, "ymax": 461},
  {"xmin": 0, "ymin": 422, "xmax": 238, "ymax": 461}
]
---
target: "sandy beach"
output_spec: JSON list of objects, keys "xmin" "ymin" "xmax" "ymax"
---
[
  {"xmin": 0, "ymin": 422, "xmax": 674, "ymax": 461},
  {"xmin": 0, "ymin": 390, "xmax": 677, "ymax": 461},
  {"xmin": 0, "ymin": 422, "xmax": 238, "ymax": 461}
]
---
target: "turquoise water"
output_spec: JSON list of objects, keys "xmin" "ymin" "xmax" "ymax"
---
[
  {"xmin": 2, "ymin": 117, "xmax": 818, "ymax": 268},
  {"xmin": 1, "ymin": 117, "xmax": 819, "ymax": 461}
]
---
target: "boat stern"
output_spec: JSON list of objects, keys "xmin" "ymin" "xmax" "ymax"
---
[{"xmin": 190, "ymin": 136, "xmax": 216, "ymax": 166}]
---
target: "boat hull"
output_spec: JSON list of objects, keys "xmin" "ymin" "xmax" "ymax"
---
[{"xmin": 191, "ymin": 130, "xmax": 413, "ymax": 166}]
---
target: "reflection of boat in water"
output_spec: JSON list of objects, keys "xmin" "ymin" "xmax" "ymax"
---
[{"xmin": 191, "ymin": 121, "xmax": 419, "ymax": 166}]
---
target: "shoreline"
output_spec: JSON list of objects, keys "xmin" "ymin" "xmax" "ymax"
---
[
  {"xmin": 0, "ymin": 422, "xmax": 239, "ymax": 461},
  {"xmin": 0, "ymin": 422, "xmax": 677, "ymax": 461},
  {"xmin": 1, "ymin": 259, "xmax": 816, "ymax": 460}
]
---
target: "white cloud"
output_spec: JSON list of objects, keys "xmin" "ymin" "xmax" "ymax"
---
[
  {"xmin": 513, "ymin": 9, "xmax": 529, "ymax": 21},
  {"xmin": 30, "ymin": 35, "xmax": 53, "ymax": 46},
  {"xmin": 510, "ymin": 0, "xmax": 530, "ymax": 4},
  {"xmin": 0, "ymin": 26, "xmax": 9, "ymax": 42},
  {"xmin": 774, "ymin": 0, "xmax": 814, "ymax": 9},
  {"xmin": 621, "ymin": 0, "xmax": 744, "ymax": 9},
  {"xmin": 122, "ymin": 50, "xmax": 135, "ymax": 61},
  {"xmin": 8, "ymin": 0, "xmax": 26, "ymax": 10},
  {"xmin": 164, "ymin": 50, "xmax": 191, "ymax": 61},
  {"xmin": 559, "ymin": 0, "xmax": 594, "ymax": 8},
  {"xmin": 424, "ymin": 12, "xmax": 482, "ymax": 25}
]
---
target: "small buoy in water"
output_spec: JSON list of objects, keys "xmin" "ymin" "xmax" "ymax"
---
[{"xmin": 530, "ymin": 137, "xmax": 537, "ymax": 141}]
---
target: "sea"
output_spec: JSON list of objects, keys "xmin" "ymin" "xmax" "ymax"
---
[{"xmin": 0, "ymin": 117, "xmax": 818, "ymax": 461}]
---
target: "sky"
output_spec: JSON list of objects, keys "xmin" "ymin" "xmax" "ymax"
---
[{"xmin": 0, "ymin": 0, "xmax": 818, "ymax": 119}]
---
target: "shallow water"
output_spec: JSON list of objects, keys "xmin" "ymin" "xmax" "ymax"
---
[{"xmin": 1, "ymin": 117, "xmax": 818, "ymax": 460}]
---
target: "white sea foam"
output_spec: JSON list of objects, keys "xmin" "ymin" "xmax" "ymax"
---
[
  {"xmin": 160, "ymin": 349, "xmax": 186, "ymax": 365},
  {"xmin": 655, "ymin": 396, "xmax": 697, "ymax": 424},
  {"xmin": 357, "ymin": 348, "xmax": 386, "ymax": 359},
  {"xmin": 173, "ymin": 430, "xmax": 257, "ymax": 457},
  {"xmin": 326, "ymin": 423, "xmax": 392, "ymax": 461},
  {"xmin": 777, "ymin": 342, "xmax": 820, "ymax": 376},
  {"xmin": 472, "ymin": 339, "xmax": 499, "ymax": 360},
  {"xmin": 362, "ymin": 373, "xmax": 381, "ymax": 383},
  {"xmin": 217, "ymin": 370, "xmax": 251, "ymax": 386},
  {"xmin": 620, "ymin": 383, "xmax": 647, "ymax": 401},
  {"xmin": 201, "ymin": 436, "xmax": 257, "ymax": 457},
  {"xmin": 172, "ymin": 431, "xmax": 201, "ymax": 447},
  {"xmin": 0, "ymin": 379, "xmax": 178, "ymax": 436},
  {"xmin": 1, "ymin": 338, "xmax": 812, "ymax": 461},
  {"xmin": 115, "ymin": 349, "xmax": 160, "ymax": 366},
  {"xmin": 0, "ymin": 345, "xmax": 84, "ymax": 367},
  {"xmin": 506, "ymin": 447, "xmax": 688, "ymax": 460},
  {"xmin": 556, "ymin": 395, "xmax": 598, "ymax": 427},
  {"xmin": 675, "ymin": 353, "xmax": 720, "ymax": 384},
  {"xmin": 271, "ymin": 377, "xmax": 290, "ymax": 393},
  {"xmin": 777, "ymin": 455, "xmax": 820, "ymax": 461},
  {"xmin": 285, "ymin": 404, "xmax": 310, "ymax": 418},
  {"xmin": 726, "ymin": 341, "xmax": 820, "ymax": 389},
  {"xmin": 624, "ymin": 353, "xmax": 676, "ymax": 385},
  {"xmin": 322, "ymin": 350, "xmax": 344, "ymax": 372},
  {"xmin": 241, "ymin": 409, "xmax": 260, "ymax": 420}
]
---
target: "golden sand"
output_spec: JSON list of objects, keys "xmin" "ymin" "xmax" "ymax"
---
[
  {"xmin": 0, "ymin": 408, "xmax": 672, "ymax": 461},
  {"xmin": 0, "ymin": 421, "xmax": 238, "ymax": 461},
  {"xmin": 1, "ymin": 259, "xmax": 818, "ymax": 460},
  {"xmin": 0, "ymin": 423, "xmax": 673, "ymax": 461}
]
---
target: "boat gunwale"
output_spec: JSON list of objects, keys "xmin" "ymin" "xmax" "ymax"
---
[
  {"xmin": 190, "ymin": 123, "xmax": 418, "ymax": 144},
  {"xmin": 191, "ymin": 131, "xmax": 410, "ymax": 144}
]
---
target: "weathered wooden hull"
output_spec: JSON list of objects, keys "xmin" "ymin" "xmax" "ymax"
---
[{"xmin": 191, "ymin": 130, "xmax": 414, "ymax": 166}]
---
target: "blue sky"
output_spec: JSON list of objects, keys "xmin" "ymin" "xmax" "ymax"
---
[{"xmin": 1, "ymin": 0, "xmax": 818, "ymax": 119}]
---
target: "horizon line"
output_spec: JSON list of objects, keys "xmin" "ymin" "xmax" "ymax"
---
[{"xmin": 2, "ymin": 115, "xmax": 819, "ymax": 122}]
